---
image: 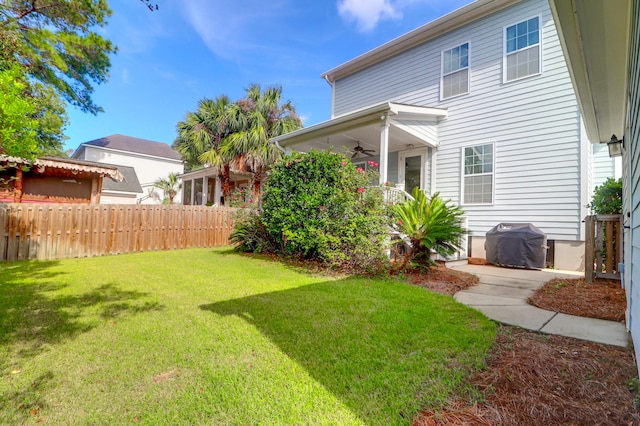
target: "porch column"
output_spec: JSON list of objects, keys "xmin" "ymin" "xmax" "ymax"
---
[
  {"xmin": 14, "ymin": 168, "xmax": 23, "ymax": 202},
  {"xmin": 213, "ymin": 178, "xmax": 222, "ymax": 206},
  {"xmin": 379, "ymin": 119, "xmax": 390, "ymax": 185},
  {"xmin": 90, "ymin": 176, "xmax": 102, "ymax": 204},
  {"xmin": 202, "ymin": 178, "xmax": 208, "ymax": 206}
]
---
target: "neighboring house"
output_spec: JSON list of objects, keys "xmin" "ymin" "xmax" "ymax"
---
[
  {"xmin": 0, "ymin": 156, "xmax": 122, "ymax": 204},
  {"xmin": 72, "ymin": 134, "xmax": 184, "ymax": 204},
  {"xmin": 273, "ymin": 0, "xmax": 616, "ymax": 271},
  {"xmin": 179, "ymin": 167, "xmax": 252, "ymax": 206},
  {"xmin": 548, "ymin": 0, "xmax": 639, "ymax": 372},
  {"xmin": 99, "ymin": 165, "xmax": 143, "ymax": 204}
]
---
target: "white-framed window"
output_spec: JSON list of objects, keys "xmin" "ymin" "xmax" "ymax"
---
[
  {"xmin": 504, "ymin": 16, "xmax": 541, "ymax": 82},
  {"xmin": 462, "ymin": 143, "xmax": 494, "ymax": 205},
  {"xmin": 441, "ymin": 42, "xmax": 469, "ymax": 99}
]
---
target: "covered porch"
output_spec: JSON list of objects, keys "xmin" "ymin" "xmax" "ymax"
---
[
  {"xmin": 179, "ymin": 167, "xmax": 252, "ymax": 206},
  {"xmin": 273, "ymin": 102, "xmax": 448, "ymax": 197}
]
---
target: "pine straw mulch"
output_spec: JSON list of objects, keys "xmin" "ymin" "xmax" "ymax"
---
[
  {"xmin": 410, "ymin": 266, "xmax": 639, "ymax": 425},
  {"xmin": 413, "ymin": 325, "xmax": 639, "ymax": 425},
  {"xmin": 402, "ymin": 261, "xmax": 479, "ymax": 296},
  {"xmin": 528, "ymin": 276, "xmax": 627, "ymax": 322}
]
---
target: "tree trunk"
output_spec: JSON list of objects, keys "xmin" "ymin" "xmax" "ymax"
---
[
  {"xmin": 252, "ymin": 165, "xmax": 263, "ymax": 200},
  {"xmin": 220, "ymin": 164, "xmax": 231, "ymax": 205}
]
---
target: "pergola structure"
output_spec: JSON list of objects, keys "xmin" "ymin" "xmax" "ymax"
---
[{"xmin": 0, "ymin": 156, "xmax": 123, "ymax": 204}]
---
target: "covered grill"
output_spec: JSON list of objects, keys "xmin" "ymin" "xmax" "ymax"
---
[{"xmin": 485, "ymin": 223, "xmax": 547, "ymax": 270}]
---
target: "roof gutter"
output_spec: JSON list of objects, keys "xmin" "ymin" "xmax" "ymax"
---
[{"xmin": 321, "ymin": 0, "xmax": 518, "ymax": 82}]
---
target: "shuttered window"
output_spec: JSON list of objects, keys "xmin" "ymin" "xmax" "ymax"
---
[
  {"xmin": 504, "ymin": 17, "xmax": 540, "ymax": 82},
  {"xmin": 462, "ymin": 143, "xmax": 494, "ymax": 204},
  {"xmin": 441, "ymin": 42, "xmax": 469, "ymax": 99}
]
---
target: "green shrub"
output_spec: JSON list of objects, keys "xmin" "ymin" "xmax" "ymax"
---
[
  {"xmin": 392, "ymin": 188, "xmax": 466, "ymax": 270},
  {"xmin": 261, "ymin": 150, "xmax": 389, "ymax": 269},
  {"xmin": 229, "ymin": 209, "xmax": 276, "ymax": 253},
  {"xmin": 588, "ymin": 177, "xmax": 622, "ymax": 214}
]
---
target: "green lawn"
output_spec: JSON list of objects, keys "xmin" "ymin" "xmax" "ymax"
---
[{"xmin": 0, "ymin": 248, "xmax": 495, "ymax": 425}]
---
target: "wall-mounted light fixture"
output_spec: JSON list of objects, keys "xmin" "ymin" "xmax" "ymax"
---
[{"xmin": 607, "ymin": 134, "xmax": 624, "ymax": 157}]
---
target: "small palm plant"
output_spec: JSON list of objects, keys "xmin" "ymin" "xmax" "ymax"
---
[
  {"xmin": 392, "ymin": 188, "xmax": 466, "ymax": 270},
  {"xmin": 154, "ymin": 173, "xmax": 182, "ymax": 204}
]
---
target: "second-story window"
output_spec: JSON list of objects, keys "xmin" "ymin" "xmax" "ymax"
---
[
  {"xmin": 504, "ymin": 16, "xmax": 541, "ymax": 82},
  {"xmin": 441, "ymin": 42, "xmax": 469, "ymax": 99}
]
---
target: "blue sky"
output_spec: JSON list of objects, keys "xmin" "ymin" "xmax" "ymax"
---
[{"xmin": 64, "ymin": 0, "xmax": 472, "ymax": 151}]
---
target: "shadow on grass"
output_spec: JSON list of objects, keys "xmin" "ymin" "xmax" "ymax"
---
[
  {"xmin": 200, "ymin": 278, "xmax": 494, "ymax": 423},
  {"xmin": 212, "ymin": 248, "xmax": 340, "ymax": 278},
  {"xmin": 0, "ymin": 261, "xmax": 164, "ymax": 373},
  {"xmin": 0, "ymin": 371, "xmax": 54, "ymax": 423}
]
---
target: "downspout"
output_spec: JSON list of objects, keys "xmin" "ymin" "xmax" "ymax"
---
[
  {"xmin": 323, "ymin": 75, "xmax": 336, "ymax": 119},
  {"xmin": 274, "ymin": 140, "xmax": 290, "ymax": 155}
]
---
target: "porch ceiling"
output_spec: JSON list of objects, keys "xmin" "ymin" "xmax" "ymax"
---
[
  {"xmin": 549, "ymin": 0, "xmax": 631, "ymax": 143},
  {"xmin": 273, "ymin": 102, "xmax": 447, "ymax": 156}
]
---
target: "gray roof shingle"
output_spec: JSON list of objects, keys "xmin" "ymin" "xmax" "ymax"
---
[
  {"xmin": 101, "ymin": 165, "xmax": 143, "ymax": 194},
  {"xmin": 79, "ymin": 134, "xmax": 182, "ymax": 161}
]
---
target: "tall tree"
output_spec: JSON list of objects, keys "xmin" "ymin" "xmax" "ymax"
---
[
  {"xmin": 173, "ymin": 95, "xmax": 236, "ymax": 203},
  {"xmin": 0, "ymin": 28, "xmax": 68, "ymax": 158},
  {"xmin": 0, "ymin": 65, "xmax": 38, "ymax": 158},
  {"xmin": 0, "ymin": 0, "xmax": 116, "ymax": 115},
  {"xmin": 224, "ymin": 84, "xmax": 302, "ymax": 197}
]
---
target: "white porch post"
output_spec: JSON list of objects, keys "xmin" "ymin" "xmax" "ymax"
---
[
  {"xmin": 379, "ymin": 119, "xmax": 390, "ymax": 185},
  {"xmin": 202, "ymin": 178, "xmax": 208, "ymax": 206},
  {"xmin": 214, "ymin": 178, "xmax": 222, "ymax": 206}
]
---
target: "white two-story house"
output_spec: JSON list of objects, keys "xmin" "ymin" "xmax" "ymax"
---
[
  {"xmin": 273, "ymin": 0, "xmax": 615, "ymax": 271},
  {"xmin": 72, "ymin": 134, "xmax": 184, "ymax": 204}
]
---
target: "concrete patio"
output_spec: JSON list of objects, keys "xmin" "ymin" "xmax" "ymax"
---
[{"xmin": 449, "ymin": 263, "xmax": 630, "ymax": 347}]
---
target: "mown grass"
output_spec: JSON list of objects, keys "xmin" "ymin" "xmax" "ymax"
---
[{"xmin": 0, "ymin": 248, "xmax": 495, "ymax": 425}]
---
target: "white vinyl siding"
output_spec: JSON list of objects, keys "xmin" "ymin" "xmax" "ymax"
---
[
  {"xmin": 462, "ymin": 143, "xmax": 494, "ymax": 204},
  {"xmin": 79, "ymin": 146, "xmax": 184, "ymax": 204},
  {"xmin": 332, "ymin": 0, "xmax": 583, "ymax": 241},
  {"xmin": 504, "ymin": 16, "xmax": 541, "ymax": 81},
  {"xmin": 441, "ymin": 42, "xmax": 470, "ymax": 99},
  {"xmin": 625, "ymin": 0, "xmax": 640, "ymax": 363},
  {"xmin": 592, "ymin": 143, "xmax": 616, "ymax": 189}
]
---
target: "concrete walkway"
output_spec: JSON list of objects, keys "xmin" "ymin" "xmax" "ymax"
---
[{"xmin": 449, "ymin": 263, "xmax": 630, "ymax": 347}]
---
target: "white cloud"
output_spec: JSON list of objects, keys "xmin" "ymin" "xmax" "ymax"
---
[
  {"xmin": 337, "ymin": 0, "xmax": 402, "ymax": 32},
  {"xmin": 122, "ymin": 68, "xmax": 130, "ymax": 84},
  {"xmin": 181, "ymin": 0, "xmax": 289, "ymax": 60}
]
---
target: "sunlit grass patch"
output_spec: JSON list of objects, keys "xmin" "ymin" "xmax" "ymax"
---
[{"xmin": 0, "ymin": 248, "xmax": 495, "ymax": 425}]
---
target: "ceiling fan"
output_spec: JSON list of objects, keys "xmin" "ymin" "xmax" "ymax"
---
[{"xmin": 351, "ymin": 141, "xmax": 375, "ymax": 158}]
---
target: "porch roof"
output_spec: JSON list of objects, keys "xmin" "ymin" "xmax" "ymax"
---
[
  {"xmin": 272, "ymin": 102, "xmax": 448, "ymax": 155},
  {"xmin": 0, "ymin": 155, "xmax": 124, "ymax": 181},
  {"xmin": 178, "ymin": 166, "xmax": 252, "ymax": 181},
  {"xmin": 549, "ymin": 0, "xmax": 631, "ymax": 144}
]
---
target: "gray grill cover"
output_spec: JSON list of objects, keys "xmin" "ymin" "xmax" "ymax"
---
[{"xmin": 485, "ymin": 223, "xmax": 547, "ymax": 270}]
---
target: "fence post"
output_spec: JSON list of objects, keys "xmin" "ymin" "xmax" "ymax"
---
[{"xmin": 585, "ymin": 215, "xmax": 595, "ymax": 283}]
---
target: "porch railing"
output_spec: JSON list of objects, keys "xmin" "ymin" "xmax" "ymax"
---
[
  {"xmin": 383, "ymin": 186, "xmax": 414, "ymax": 204},
  {"xmin": 584, "ymin": 214, "xmax": 623, "ymax": 282}
]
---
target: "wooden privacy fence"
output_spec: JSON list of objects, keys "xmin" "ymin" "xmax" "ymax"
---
[
  {"xmin": 0, "ymin": 203, "xmax": 236, "ymax": 261},
  {"xmin": 584, "ymin": 214, "xmax": 623, "ymax": 282}
]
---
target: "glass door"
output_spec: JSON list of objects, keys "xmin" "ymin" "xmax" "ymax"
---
[
  {"xmin": 398, "ymin": 148, "xmax": 428, "ymax": 196},
  {"xmin": 404, "ymin": 155, "xmax": 422, "ymax": 195}
]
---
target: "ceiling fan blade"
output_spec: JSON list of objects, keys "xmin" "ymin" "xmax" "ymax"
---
[{"xmin": 351, "ymin": 151, "xmax": 358, "ymax": 158}]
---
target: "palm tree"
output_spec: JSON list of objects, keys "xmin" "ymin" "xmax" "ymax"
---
[
  {"xmin": 173, "ymin": 95, "xmax": 235, "ymax": 203},
  {"xmin": 154, "ymin": 172, "xmax": 182, "ymax": 204},
  {"xmin": 223, "ymin": 84, "xmax": 303, "ymax": 197}
]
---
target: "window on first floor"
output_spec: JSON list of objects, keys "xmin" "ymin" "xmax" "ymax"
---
[
  {"xmin": 504, "ymin": 16, "xmax": 540, "ymax": 82},
  {"xmin": 462, "ymin": 143, "xmax": 493, "ymax": 204},
  {"xmin": 441, "ymin": 42, "xmax": 469, "ymax": 99}
]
